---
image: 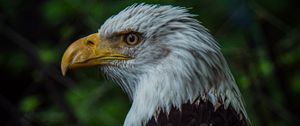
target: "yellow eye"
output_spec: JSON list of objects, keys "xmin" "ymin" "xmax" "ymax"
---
[{"xmin": 123, "ymin": 33, "xmax": 140, "ymax": 45}]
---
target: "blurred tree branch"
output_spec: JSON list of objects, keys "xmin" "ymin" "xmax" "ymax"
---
[
  {"xmin": 0, "ymin": 95, "xmax": 32, "ymax": 126},
  {"xmin": 252, "ymin": 2, "xmax": 300, "ymax": 125},
  {"xmin": 0, "ymin": 20, "xmax": 76, "ymax": 88},
  {"xmin": 0, "ymin": 20, "xmax": 83, "ymax": 126}
]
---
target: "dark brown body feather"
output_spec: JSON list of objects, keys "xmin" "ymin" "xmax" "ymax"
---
[{"xmin": 146, "ymin": 99, "xmax": 247, "ymax": 126}]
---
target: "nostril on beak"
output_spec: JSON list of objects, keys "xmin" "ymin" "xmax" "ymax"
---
[{"xmin": 86, "ymin": 39, "xmax": 96, "ymax": 47}]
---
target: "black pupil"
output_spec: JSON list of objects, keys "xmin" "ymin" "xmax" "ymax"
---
[{"xmin": 128, "ymin": 34, "xmax": 135, "ymax": 43}]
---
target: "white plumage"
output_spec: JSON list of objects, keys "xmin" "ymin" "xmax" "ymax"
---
[{"xmin": 97, "ymin": 4, "xmax": 248, "ymax": 126}]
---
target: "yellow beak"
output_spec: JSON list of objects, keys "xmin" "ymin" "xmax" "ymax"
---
[{"xmin": 61, "ymin": 33, "xmax": 129, "ymax": 76}]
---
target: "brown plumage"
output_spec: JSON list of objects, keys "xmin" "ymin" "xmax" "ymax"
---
[{"xmin": 147, "ymin": 99, "xmax": 247, "ymax": 126}]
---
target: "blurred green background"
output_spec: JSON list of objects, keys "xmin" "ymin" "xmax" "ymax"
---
[{"xmin": 0, "ymin": 0, "xmax": 300, "ymax": 126}]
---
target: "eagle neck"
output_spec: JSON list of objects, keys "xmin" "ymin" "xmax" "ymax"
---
[
  {"xmin": 123, "ymin": 50, "xmax": 247, "ymax": 126},
  {"xmin": 124, "ymin": 54, "xmax": 205, "ymax": 126}
]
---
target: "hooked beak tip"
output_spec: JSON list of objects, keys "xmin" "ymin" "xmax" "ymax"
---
[{"xmin": 61, "ymin": 63, "xmax": 68, "ymax": 76}]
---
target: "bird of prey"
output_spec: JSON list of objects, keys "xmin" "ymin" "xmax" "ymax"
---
[{"xmin": 61, "ymin": 4, "xmax": 249, "ymax": 126}]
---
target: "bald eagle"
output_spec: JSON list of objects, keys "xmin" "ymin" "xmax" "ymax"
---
[{"xmin": 61, "ymin": 4, "xmax": 249, "ymax": 126}]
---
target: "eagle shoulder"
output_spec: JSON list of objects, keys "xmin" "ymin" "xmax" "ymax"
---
[{"xmin": 146, "ymin": 99, "xmax": 248, "ymax": 126}]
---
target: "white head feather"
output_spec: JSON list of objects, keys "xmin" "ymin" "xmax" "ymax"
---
[{"xmin": 98, "ymin": 4, "xmax": 248, "ymax": 126}]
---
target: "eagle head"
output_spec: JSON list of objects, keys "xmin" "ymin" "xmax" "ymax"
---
[{"xmin": 61, "ymin": 4, "xmax": 248, "ymax": 126}]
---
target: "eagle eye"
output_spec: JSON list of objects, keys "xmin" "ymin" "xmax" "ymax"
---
[{"xmin": 123, "ymin": 33, "xmax": 140, "ymax": 46}]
